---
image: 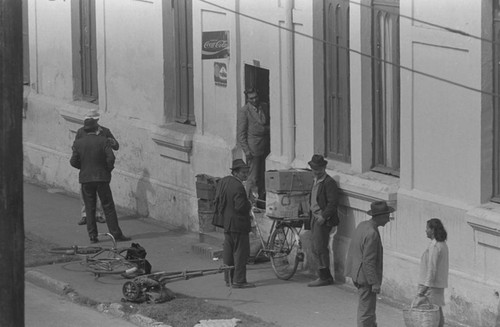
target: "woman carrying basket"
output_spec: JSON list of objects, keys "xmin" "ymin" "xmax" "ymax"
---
[{"xmin": 416, "ymin": 218, "xmax": 449, "ymax": 327}]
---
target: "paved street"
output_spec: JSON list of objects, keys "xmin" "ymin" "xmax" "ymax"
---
[{"xmin": 26, "ymin": 281, "xmax": 136, "ymax": 327}]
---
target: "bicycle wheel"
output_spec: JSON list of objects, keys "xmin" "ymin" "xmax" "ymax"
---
[
  {"xmin": 86, "ymin": 258, "xmax": 138, "ymax": 275},
  {"xmin": 269, "ymin": 224, "xmax": 302, "ymax": 280},
  {"xmin": 49, "ymin": 246, "xmax": 102, "ymax": 255}
]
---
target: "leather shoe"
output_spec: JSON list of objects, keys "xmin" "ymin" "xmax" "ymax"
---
[
  {"xmin": 78, "ymin": 217, "xmax": 87, "ymax": 225},
  {"xmin": 307, "ymin": 278, "xmax": 334, "ymax": 287},
  {"xmin": 114, "ymin": 235, "xmax": 132, "ymax": 242},
  {"xmin": 96, "ymin": 216, "xmax": 106, "ymax": 223},
  {"xmin": 232, "ymin": 282, "xmax": 256, "ymax": 289},
  {"xmin": 90, "ymin": 236, "xmax": 99, "ymax": 244}
]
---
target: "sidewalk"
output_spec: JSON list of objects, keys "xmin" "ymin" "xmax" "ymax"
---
[{"xmin": 24, "ymin": 181, "xmax": 405, "ymax": 327}]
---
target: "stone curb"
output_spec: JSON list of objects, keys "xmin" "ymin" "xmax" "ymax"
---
[{"xmin": 25, "ymin": 269, "xmax": 171, "ymax": 327}]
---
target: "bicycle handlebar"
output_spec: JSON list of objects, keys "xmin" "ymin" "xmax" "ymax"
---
[{"xmin": 97, "ymin": 233, "xmax": 117, "ymax": 248}]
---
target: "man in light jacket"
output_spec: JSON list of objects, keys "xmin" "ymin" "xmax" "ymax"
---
[
  {"xmin": 345, "ymin": 200, "xmax": 395, "ymax": 327},
  {"xmin": 237, "ymin": 88, "xmax": 270, "ymax": 203}
]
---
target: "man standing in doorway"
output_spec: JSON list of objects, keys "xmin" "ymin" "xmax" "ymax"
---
[
  {"xmin": 345, "ymin": 200, "xmax": 395, "ymax": 327},
  {"xmin": 307, "ymin": 154, "xmax": 340, "ymax": 287},
  {"xmin": 237, "ymin": 88, "xmax": 270, "ymax": 204}
]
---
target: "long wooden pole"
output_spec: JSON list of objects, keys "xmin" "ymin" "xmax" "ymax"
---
[{"xmin": 0, "ymin": 0, "xmax": 24, "ymax": 326}]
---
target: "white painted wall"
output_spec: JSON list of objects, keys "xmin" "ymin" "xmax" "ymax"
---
[
  {"xmin": 31, "ymin": 0, "xmax": 73, "ymax": 99},
  {"xmin": 98, "ymin": 0, "xmax": 164, "ymax": 124},
  {"xmin": 401, "ymin": 0, "xmax": 483, "ymax": 205}
]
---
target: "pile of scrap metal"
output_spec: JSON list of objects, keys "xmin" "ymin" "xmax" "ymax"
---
[{"xmin": 122, "ymin": 265, "xmax": 233, "ymax": 304}]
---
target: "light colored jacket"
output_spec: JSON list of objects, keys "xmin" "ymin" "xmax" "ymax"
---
[
  {"xmin": 237, "ymin": 102, "xmax": 270, "ymax": 156},
  {"xmin": 419, "ymin": 239, "xmax": 449, "ymax": 288},
  {"xmin": 345, "ymin": 220, "xmax": 384, "ymax": 287}
]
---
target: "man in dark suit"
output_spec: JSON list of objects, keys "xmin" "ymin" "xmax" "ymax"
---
[
  {"xmin": 213, "ymin": 159, "xmax": 255, "ymax": 288},
  {"xmin": 237, "ymin": 88, "xmax": 270, "ymax": 203},
  {"xmin": 345, "ymin": 200, "xmax": 395, "ymax": 327},
  {"xmin": 307, "ymin": 154, "xmax": 340, "ymax": 287},
  {"xmin": 75, "ymin": 109, "xmax": 119, "ymax": 226},
  {"xmin": 70, "ymin": 118, "xmax": 130, "ymax": 244}
]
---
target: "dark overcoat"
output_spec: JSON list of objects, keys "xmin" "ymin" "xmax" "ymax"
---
[
  {"xmin": 309, "ymin": 174, "xmax": 340, "ymax": 227},
  {"xmin": 213, "ymin": 175, "xmax": 252, "ymax": 233},
  {"xmin": 75, "ymin": 124, "xmax": 119, "ymax": 151},
  {"xmin": 70, "ymin": 133, "xmax": 115, "ymax": 183}
]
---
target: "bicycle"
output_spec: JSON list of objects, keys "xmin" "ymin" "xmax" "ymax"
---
[
  {"xmin": 49, "ymin": 233, "xmax": 140, "ymax": 277},
  {"xmin": 251, "ymin": 200, "xmax": 307, "ymax": 280}
]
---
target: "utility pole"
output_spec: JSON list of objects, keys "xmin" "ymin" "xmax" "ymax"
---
[{"xmin": 0, "ymin": 0, "xmax": 25, "ymax": 326}]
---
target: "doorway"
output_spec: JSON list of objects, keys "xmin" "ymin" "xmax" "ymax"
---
[{"xmin": 244, "ymin": 64, "xmax": 269, "ymax": 104}]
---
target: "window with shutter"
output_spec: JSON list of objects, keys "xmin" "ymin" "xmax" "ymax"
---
[
  {"xmin": 324, "ymin": 0, "xmax": 351, "ymax": 162},
  {"xmin": 72, "ymin": 0, "xmax": 98, "ymax": 103},
  {"xmin": 173, "ymin": 0, "xmax": 194, "ymax": 125},
  {"xmin": 492, "ymin": 3, "xmax": 500, "ymax": 202},
  {"xmin": 371, "ymin": 0, "xmax": 400, "ymax": 176}
]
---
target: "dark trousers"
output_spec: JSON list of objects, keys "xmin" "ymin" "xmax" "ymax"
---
[
  {"xmin": 223, "ymin": 232, "xmax": 250, "ymax": 284},
  {"xmin": 81, "ymin": 182, "xmax": 123, "ymax": 239},
  {"xmin": 311, "ymin": 217, "xmax": 331, "ymax": 269},
  {"xmin": 357, "ymin": 284, "xmax": 377, "ymax": 327},
  {"xmin": 246, "ymin": 154, "xmax": 266, "ymax": 200}
]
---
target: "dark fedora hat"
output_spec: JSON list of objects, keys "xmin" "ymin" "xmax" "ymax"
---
[
  {"xmin": 308, "ymin": 154, "xmax": 328, "ymax": 169},
  {"xmin": 83, "ymin": 118, "xmax": 98, "ymax": 131},
  {"xmin": 367, "ymin": 201, "xmax": 395, "ymax": 216},
  {"xmin": 230, "ymin": 159, "xmax": 249, "ymax": 171}
]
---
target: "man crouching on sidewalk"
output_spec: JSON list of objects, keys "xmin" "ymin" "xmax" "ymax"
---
[{"xmin": 70, "ymin": 118, "xmax": 131, "ymax": 244}]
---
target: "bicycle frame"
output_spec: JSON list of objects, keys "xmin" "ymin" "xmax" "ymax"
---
[
  {"xmin": 49, "ymin": 233, "xmax": 140, "ymax": 277},
  {"xmin": 251, "ymin": 203, "xmax": 306, "ymax": 280}
]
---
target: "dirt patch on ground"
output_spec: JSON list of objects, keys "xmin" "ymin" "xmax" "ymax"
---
[
  {"xmin": 25, "ymin": 231, "xmax": 77, "ymax": 267},
  {"xmin": 129, "ymin": 295, "xmax": 277, "ymax": 327}
]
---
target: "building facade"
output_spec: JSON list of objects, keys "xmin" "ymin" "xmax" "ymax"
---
[{"xmin": 23, "ymin": 0, "xmax": 500, "ymax": 325}]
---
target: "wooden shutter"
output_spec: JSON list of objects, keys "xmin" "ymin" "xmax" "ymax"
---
[
  {"xmin": 80, "ymin": 0, "xmax": 98, "ymax": 102},
  {"xmin": 372, "ymin": 0, "xmax": 400, "ymax": 175}
]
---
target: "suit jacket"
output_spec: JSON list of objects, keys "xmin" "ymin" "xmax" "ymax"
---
[
  {"xmin": 70, "ymin": 133, "xmax": 115, "ymax": 183},
  {"xmin": 309, "ymin": 174, "xmax": 340, "ymax": 227},
  {"xmin": 237, "ymin": 102, "xmax": 270, "ymax": 156},
  {"xmin": 213, "ymin": 175, "xmax": 252, "ymax": 233},
  {"xmin": 76, "ymin": 124, "xmax": 119, "ymax": 151},
  {"xmin": 345, "ymin": 220, "xmax": 384, "ymax": 287}
]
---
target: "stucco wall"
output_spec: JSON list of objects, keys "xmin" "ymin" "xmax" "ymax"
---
[
  {"xmin": 400, "ymin": 0, "xmax": 483, "ymax": 205},
  {"xmin": 97, "ymin": 0, "xmax": 165, "ymax": 124},
  {"xmin": 31, "ymin": 0, "xmax": 73, "ymax": 99}
]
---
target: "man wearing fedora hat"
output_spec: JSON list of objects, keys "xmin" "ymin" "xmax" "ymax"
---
[
  {"xmin": 70, "ymin": 118, "xmax": 131, "ymax": 243},
  {"xmin": 345, "ymin": 200, "xmax": 395, "ymax": 327},
  {"xmin": 212, "ymin": 159, "xmax": 256, "ymax": 288},
  {"xmin": 307, "ymin": 154, "xmax": 340, "ymax": 287},
  {"xmin": 75, "ymin": 109, "xmax": 119, "ymax": 226}
]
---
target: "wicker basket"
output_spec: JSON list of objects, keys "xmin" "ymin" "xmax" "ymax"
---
[{"xmin": 403, "ymin": 297, "xmax": 440, "ymax": 327}]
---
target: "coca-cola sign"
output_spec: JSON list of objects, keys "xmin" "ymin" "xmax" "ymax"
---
[{"xmin": 202, "ymin": 31, "xmax": 230, "ymax": 60}]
